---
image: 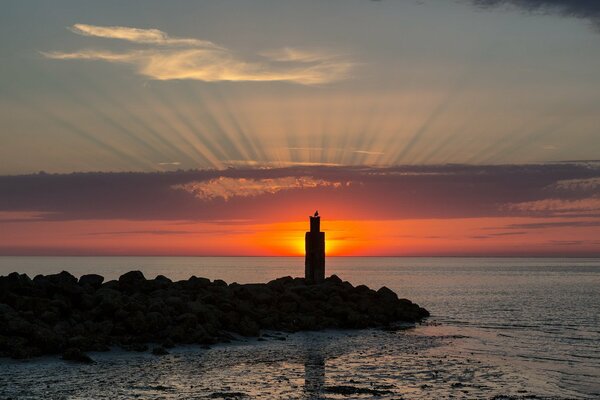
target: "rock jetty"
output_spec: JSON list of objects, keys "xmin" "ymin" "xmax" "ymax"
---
[{"xmin": 0, "ymin": 271, "xmax": 429, "ymax": 360}]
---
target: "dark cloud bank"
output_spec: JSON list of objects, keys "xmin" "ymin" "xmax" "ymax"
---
[
  {"xmin": 472, "ymin": 0, "xmax": 600, "ymax": 29},
  {"xmin": 1, "ymin": 163, "xmax": 599, "ymax": 222}
]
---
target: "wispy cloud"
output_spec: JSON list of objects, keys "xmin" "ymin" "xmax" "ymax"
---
[
  {"xmin": 0, "ymin": 211, "xmax": 55, "ymax": 223},
  {"xmin": 502, "ymin": 220, "xmax": 600, "ymax": 229},
  {"xmin": 551, "ymin": 177, "xmax": 600, "ymax": 192},
  {"xmin": 261, "ymin": 47, "xmax": 344, "ymax": 62},
  {"xmin": 68, "ymin": 24, "xmax": 222, "ymax": 48},
  {"xmin": 506, "ymin": 197, "xmax": 600, "ymax": 215},
  {"xmin": 172, "ymin": 176, "xmax": 346, "ymax": 201},
  {"xmin": 43, "ymin": 24, "xmax": 354, "ymax": 85}
]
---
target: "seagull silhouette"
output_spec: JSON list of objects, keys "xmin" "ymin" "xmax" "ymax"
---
[{"xmin": 314, "ymin": 210, "xmax": 319, "ymax": 217}]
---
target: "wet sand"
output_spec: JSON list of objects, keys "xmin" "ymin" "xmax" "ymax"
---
[{"xmin": 0, "ymin": 324, "xmax": 575, "ymax": 399}]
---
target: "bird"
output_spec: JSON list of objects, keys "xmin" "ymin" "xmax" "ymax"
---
[{"xmin": 314, "ymin": 210, "xmax": 319, "ymax": 217}]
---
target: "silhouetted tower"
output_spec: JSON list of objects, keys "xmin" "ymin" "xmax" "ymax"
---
[{"xmin": 305, "ymin": 211, "xmax": 325, "ymax": 284}]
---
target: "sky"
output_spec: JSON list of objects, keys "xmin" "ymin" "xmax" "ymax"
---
[{"xmin": 1, "ymin": 0, "xmax": 600, "ymax": 256}]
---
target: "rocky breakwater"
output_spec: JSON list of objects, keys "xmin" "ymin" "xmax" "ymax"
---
[{"xmin": 0, "ymin": 271, "xmax": 429, "ymax": 361}]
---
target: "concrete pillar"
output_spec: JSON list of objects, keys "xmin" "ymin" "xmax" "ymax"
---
[{"xmin": 305, "ymin": 214, "xmax": 325, "ymax": 284}]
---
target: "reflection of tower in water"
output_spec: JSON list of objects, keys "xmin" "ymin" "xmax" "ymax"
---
[{"xmin": 303, "ymin": 350, "xmax": 326, "ymax": 398}]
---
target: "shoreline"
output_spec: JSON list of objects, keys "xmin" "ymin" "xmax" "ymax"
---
[{"xmin": 0, "ymin": 270, "xmax": 429, "ymax": 361}]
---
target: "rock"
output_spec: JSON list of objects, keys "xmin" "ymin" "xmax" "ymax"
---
[
  {"xmin": 123, "ymin": 343, "xmax": 148, "ymax": 352},
  {"xmin": 118, "ymin": 271, "xmax": 146, "ymax": 292},
  {"xmin": 377, "ymin": 286, "xmax": 398, "ymax": 303},
  {"xmin": 146, "ymin": 311, "xmax": 169, "ymax": 331},
  {"xmin": 48, "ymin": 271, "xmax": 77, "ymax": 285},
  {"xmin": 0, "ymin": 270, "xmax": 429, "ymax": 360},
  {"xmin": 79, "ymin": 274, "xmax": 104, "ymax": 289},
  {"xmin": 267, "ymin": 276, "xmax": 293, "ymax": 289},
  {"xmin": 155, "ymin": 275, "xmax": 172, "ymax": 284},
  {"xmin": 152, "ymin": 346, "xmax": 169, "ymax": 355},
  {"xmin": 119, "ymin": 270, "xmax": 146, "ymax": 283},
  {"xmin": 187, "ymin": 276, "xmax": 210, "ymax": 289},
  {"xmin": 238, "ymin": 317, "xmax": 260, "ymax": 337},
  {"xmin": 62, "ymin": 348, "xmax": 94, "ymax": 364},
  {"xmin": 40, "ymin": 310, "xmax": 59, "ymax": 324},
  {"xmin": 213, "ymin": 279, "xmax": 227, "ymax": 287},
  {"xmin": 47, "ymin": 272, "xmax": 81, "ymax": 297},
  {"xmin": 32, "ymin": 275, "xmax": 51, "ymax": 291},
  {"xmin": 0, "ymin": 303, "xmax": 17, "ymax": 318},
  {"xmin": 95, "ymin": 288, "xmax": 123, "ymax": 314},
  {"xmin": 151, "ymin": 275, "xmax": 172, "ymax": 290}
]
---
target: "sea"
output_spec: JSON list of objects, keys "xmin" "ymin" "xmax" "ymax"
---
[{"xmin": 0, "ymin": 257, "xmax": 599, "ymax": 399}]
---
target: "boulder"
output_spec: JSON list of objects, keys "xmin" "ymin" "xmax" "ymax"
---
[
  {"xmin": 377, "ymin": 286, "xmax": 398, "ymax": 303},
  {"xmin": 152, "ymin": 346, "xmax": 169, "ymax": 356},
  {"xmin": 118, "ymin": 271, "xmax": 146, "ymax": 292},
  {"xmin": 188, "ymin": 276, "xmax": 210, "ymax": 289},
  {"xmin": 213, "ymin": 279, "xmax": 228, "ymax": 287},
  {"xmin": 79, "ymin": 274, "xmax": 104, "ymax": 289},
  {"xmin": 62, "ymin": 348, "xmax": 94, "ymax": 363},
  {"xmin": 47, "ymin": 271, "xmax": 81, "ymax": 296},
  {"xmin": 238, "ymin": 317, "xmax": 260, "ymax": 337}
]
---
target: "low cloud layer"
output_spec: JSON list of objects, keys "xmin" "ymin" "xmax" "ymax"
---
[
  {"xmin": 1, "ymin": 163, "xmax": 599, "ymax": 222},
  {"xmin": 43, "ymin": 24, "xmax": 353, "ymax": 84},
  {"xmin": 173, "ymin": 176, "xmax": 345, "ymax": 201}
]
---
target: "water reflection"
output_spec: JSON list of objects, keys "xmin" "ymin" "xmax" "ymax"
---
[{"xmin": 303, "ymin": 349, "xmax": 326, "ymax": 398}]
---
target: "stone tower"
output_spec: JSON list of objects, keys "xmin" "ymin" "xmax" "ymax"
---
[{"xmin": 305, "ymin": 211, "xmax": 325, "ymax": 284}]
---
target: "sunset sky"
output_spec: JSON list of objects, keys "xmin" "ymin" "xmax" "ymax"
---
[{"xmin": 1, "ymin": 0, "xmax": 600, "ymax": 256}]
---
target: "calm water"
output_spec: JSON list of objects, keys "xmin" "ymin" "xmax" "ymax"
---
[{"xmin": 1, "ymin": 257, "xmax": 599, "ymax": 399}]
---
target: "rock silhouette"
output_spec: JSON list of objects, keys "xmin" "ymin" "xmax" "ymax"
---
[{"xmin": 0, "ymin": 271, "xmax": 429, "ymax": 360}]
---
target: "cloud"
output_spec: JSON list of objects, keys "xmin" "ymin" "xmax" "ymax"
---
[
  {"xmin": 68, "ymin": 24, "xmax": 222, "ymax": 48},
  {"xmin": 85, "ymin": 228, "xmax": 253, "ymax": 236},
  {"xmin": 261, "ymin": 47, "xmax": 343, "ymax": 62},
  {"xmin": 471, "ymin": 1, "xmax": 600, "ymax": 29},
  {"xmin": 1, "ymin": 163, "xmax": 599, "ymax": 222},
  {"xmin": 548, "ymin": 240, "xmax": 585, "ymax": 246},
  {"xmin": 551, "ymin": 177, "xmax": 600, "ymax": 192},
  {"xmin": 352, "ymin": 150, "xmax": 385, "ymax": 155},
  {"xmin": 43, "ymin": 24, "xmax": 354, "ymax": 85},
  {"xmin": 43, "ymin": 50, "xmax": 132, "ymax": 62},
  {"xmin": 172, "ymin": 176, "xmax": 345, "ymax": 201},
  {"xmin": 0, "ymin": 211, "xmax": 55, "ymax": 223},
  {"xmin": 469, "ymin": 231, "xmax": 527, "ymax": 239},
  {"xmin": 506, "ymin": 197, "xmax": 600, "ymax": 215},
  {"xmin": 502, "ymin": 220, "xmax": 600, "ymax": 229}
]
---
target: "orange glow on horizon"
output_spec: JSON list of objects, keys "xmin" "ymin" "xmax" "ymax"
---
[
  {"xmin": 1, "ymin": 213, "xmax": 600, "ymax": 257},
  {"xmin": 251, "ymin": 219, "xmax": 373, "ymax": 257}
]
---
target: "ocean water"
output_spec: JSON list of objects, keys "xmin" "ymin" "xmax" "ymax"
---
[{"xmin": 1, "ymin": 256, "xmax": 599, "ymax": 399}]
